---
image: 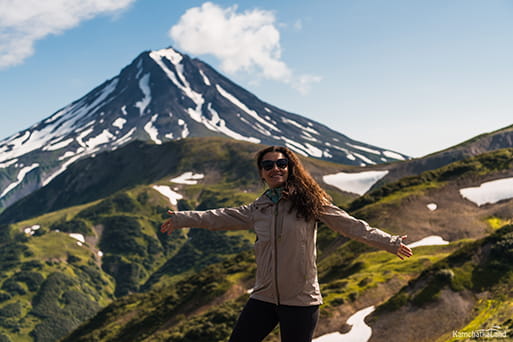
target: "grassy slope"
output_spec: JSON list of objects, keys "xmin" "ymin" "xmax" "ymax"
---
[
  {"xmin": 369, "ymin": 225, "xmax": 513, "ymax": 342},
  {"xmin": 1, "ymin": 141, "xmax": 513, "ymax": 342},
  {"xmin": 0, "ymin": 138, "xmax": 261, "ymax": 341},
  {"xmin": 57, "ymin": 235, "xmax": 464, "ymax": 342}
]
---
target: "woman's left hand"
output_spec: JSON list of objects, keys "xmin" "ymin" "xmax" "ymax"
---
[{"xmin": 396, "ymin": 235, "xmax": 413, "ymax": 260}]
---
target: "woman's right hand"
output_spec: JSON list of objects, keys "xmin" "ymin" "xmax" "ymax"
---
[{"xmin": 160, "ymin": 210, "xmax": 177, "ymax": 235}]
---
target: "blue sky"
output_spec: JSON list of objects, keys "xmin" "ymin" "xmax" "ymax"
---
[{"xmin": 1, "ymin": 0, "xmax": 512, "ymax": 157}]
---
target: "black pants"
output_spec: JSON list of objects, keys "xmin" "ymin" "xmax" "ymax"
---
[{"xmin": 228, "ymin": 298, "xmax": 319, "ymax": 342}]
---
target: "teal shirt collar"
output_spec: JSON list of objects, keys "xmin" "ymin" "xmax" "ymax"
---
[{"xmin": 265, "ymin": 187, "xmax": 284, "ymax": 204}]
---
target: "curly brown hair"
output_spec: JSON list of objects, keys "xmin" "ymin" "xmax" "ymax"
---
[{"xmin": 256, "ymin": 146, "xmax": 332, "ymax": 221}]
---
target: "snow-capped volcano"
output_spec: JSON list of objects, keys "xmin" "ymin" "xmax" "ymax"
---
[{"xmin": 0, "ymin": 47, "xmax": 408, "ymax": 209}]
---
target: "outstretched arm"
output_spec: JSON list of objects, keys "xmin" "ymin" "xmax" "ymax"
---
[
  {"xmin": 320, "ymin": 204, "xmax": 413, "ymax": 259},
  {"xmin": 160, "ymin": 204, "xmax": 254, "ymax": 234}
]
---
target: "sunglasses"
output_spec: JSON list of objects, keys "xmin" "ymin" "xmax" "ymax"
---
[{"xmin": 260, "ymin": 158, "xmax": 289, "ymax": 171}]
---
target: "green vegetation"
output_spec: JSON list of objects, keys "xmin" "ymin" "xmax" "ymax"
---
[
  {"xmin": 0, "ymin": 138, "xmax": 268, "ymax": 341},
  {"xmin": 50, "ymin": 219, "xmax": 92, "ymax": 235},
  {"xmin": 376, "ymin": 225, "xmax": 513, "ymax": 317},
  {"xmin": 2, "ymin": 139, "xmax": 513, "ymax": 341},
  {"xmin": 441, "ymin": 298, "xmax": 513, "ymax": 342},
  {"xmin": 30, "ymin": 272, "xmax": 101, "ymax": 342},
  {"xmin": 148, "ymin": 297, "xmax": 247, "ymax": 342},
  {"xmin": 61, "ymin": 251, "xmax": 255, "ymax": 342},
  {"xmin": 320, "ymin": 241, "xmax": 459, "ymax": 309}
]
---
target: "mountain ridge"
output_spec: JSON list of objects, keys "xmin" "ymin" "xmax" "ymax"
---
[
  {"xmin": 0, "ymin": 46, "xmax": 407, "ymax": 210},
  {"xmin": 377, "ymin": 124, "xmax": 513, "ymax": 187}
]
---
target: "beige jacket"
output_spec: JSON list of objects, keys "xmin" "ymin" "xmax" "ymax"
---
[{"xmin": 170, "ymin": 194, "xmax": 402, "ymax": 306}]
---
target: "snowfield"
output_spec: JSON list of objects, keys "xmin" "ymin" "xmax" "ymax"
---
[
  {"xmin": 152, "ymin": 185, "xmax": 183, "ymax": 205},
  {"xmin": 313, "ymin": 306, "xmax": 375, "ymax": 342},
  {"xmin": 171, "ymin": 172, "xmax": 205, "ymax": 185},
  {"xmin": 407, "ymin": 235, "xmax": 449, "ymax": 249},
  {"xmin": 0, "ymin": 163, "xmax": 39, "ymax": 198},
  {"xmin": 426, "ymin": 203, "xmax": 438, "ymax": 211},
  {"xmin": 459, "ymin": 177, "xmax": 513, "ymax": 206},
  {"xmin": 322, "ymin": 170, "xmax": 389, "ymax": 195}
]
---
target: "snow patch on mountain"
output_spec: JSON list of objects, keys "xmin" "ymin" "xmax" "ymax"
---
[
  {"xmin": 0, "ymin": 158, "xmax": 18, "ymax": 168},
  {"xmin": 43, "ymin": 107, "xmax": 69, "ymax": 125},
  {"xmin": 112, "ymin": 117, "xmax": 127, "ymax": 130},
  {"xmin": 353, "ymin": 153, "xmax": 376, "ymax": 166},
  {"xmin": 44, "ymin": 153, "xmax": 84, "ymax": 186},
  {"xmin": 0, "ymin": 77, "xmax": 118, "ymax": 165},
  {"xmin": 81, "ymin": 78, "xmax": 119, "ymax": 117},
  {"xmin": 58, "ymin": 151, "xmax": 77, "ymax": 161},
  {"xmin": 383, "ymin": 150, "xmax": 406, "ymax": 160},
  {"xmin": 323, "ymin": 170, "xmax": 389, "ymax": 195},
  {"xmin": 281, "ymin": 117, "xmax": 319, "ymax": 135},
  {"xmin": 199, "ymin": 68, "xmax": 211, "ymax": 86},
  {"xmin": 1, "ymin": 163, "xmax": 39, "ymax": 198},
  {"xmin": 279, "ymin": 136, "xmax": 324, "ymax": 158},
  {"xmin": 152, "ymin": 185, "xmax": 183, "ymax": 205},
  {"xmin": 135, "ymin": 73, "xmax": 151, "ymax": 116},
  {"xmin": 112, "ymin": 127, "xmax": 136, "ymax": 148},
  {"xmin": 314, "ymin": 306, "xmax": 375, "ymax": 342},
  {"xmin": 76, "ymin": 128, "xmax": 94, "ymax": 147},
  {"xmin": 204, "ymin": 104, "xmax": 260, "ymax": 143},
  {"xmin": 324, "ymin": 143, "xmax": 363, "ymax": 163},
  {"xmin": 150, "ymin": 49, "xmax": 205, "ymax": 124},
  {"xmin": 171, "ymin": 172, "xmax": 204, "ymax": 185},
  {"xmin": 216, "ymin": 84, "xmax": 279, "ymax": 135},
  {"xmin": 85, "ymin": 129, "xmax": 115, "ymax": 149},
  {"xmin": 407, "ymin": 235, "xmax": 449, "ymax": 248},
  {"xmin": 44, "ymin": 138, "xmax": 74, "ymax": 151},
  {"xmin": 69, "ymin": 233, "xmax": 85, "ymax": 244},
  {"xmin": 144, "ymin": 114, "xmax": 162, "ymax": 144},
  {"xmin": 24, "ymin": 224, "xmax": 41, "ymax": 236},
  {"xmin": 459, "ymin": 177, "xmax": 513, "ymax": 206},
  {"xmin": 427, "ymin": 203, "xmax": 438, "ymax": 211},
  {"xmin": 347, "ymin": 143, "xmax": 380, "ymax": 155},
  {"xmin": 178, "ymin": 119, "xmax": 189, "ymax": 138}
]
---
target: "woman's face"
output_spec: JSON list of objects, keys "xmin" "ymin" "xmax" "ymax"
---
[{"xmin": 260, "ymin": 151, "xmax": 289, "ymax": 188}]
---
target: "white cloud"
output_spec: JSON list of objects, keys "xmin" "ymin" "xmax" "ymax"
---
[
  {"xmin": 170, "ymin": 2, "xmax": 320, "ymax": 93},
  {"xmin": 0, "ymin": 0, "xmax": 135, "ymax": 69}
]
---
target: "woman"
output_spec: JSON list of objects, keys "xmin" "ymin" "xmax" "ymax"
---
[{"xmin": 160, "ymin": 145, "xmax": 413, "ymax": 342}]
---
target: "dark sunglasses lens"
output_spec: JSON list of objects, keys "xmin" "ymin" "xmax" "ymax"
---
[
  {"xmin": 261, "ymin": 159, "xmax": 288, "ymax": 170},
  {"xmin": 276, "ymin": 159, "xmax": 288, "ymax": 169},
  {"xmin": 261, "ymin": 160, "xmax": 274, "ymax": 170}
]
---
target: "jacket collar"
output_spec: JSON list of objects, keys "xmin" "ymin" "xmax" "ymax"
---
[
  {"xmin": 254, "ymin": 193, "xmax": 275, "ymax": 207},
  {"xmin": 264, "ymin": 187, "xmax": 284, "ymax": 204}
]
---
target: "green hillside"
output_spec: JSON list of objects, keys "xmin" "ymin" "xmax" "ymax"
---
[
  {"xmin": 369, "ymin": 224, "xmax": 513, "ymax": 342},
  {"xmin": 0, "ymin": 138, "xmax": 350, "ymax": 341},
  {"xmin": 0, "ymin": 138, "xmax": 264, "ymax": 341},
  {"xmin": 0, "ymin": 139, "xmax": 512, "ymax": 342}
]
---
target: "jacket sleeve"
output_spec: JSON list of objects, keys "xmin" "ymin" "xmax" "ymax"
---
[
  {"xmin": 170, "ymin": 204, "xmax": 254, "ymax": 231},
  {"xmin": 319, "ymin": 204, "xmax": 402, "ymax": 254}
]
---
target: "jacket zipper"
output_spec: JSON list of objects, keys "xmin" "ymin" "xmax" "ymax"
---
[{"xmin": 273, "ymin": 202, "xmax": 281, "ymax": 305}]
